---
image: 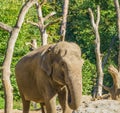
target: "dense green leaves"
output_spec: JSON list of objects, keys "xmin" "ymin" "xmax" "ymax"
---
[{"xmin": 82, "ymin": 60, "xmax": 96, "ymax": 95}]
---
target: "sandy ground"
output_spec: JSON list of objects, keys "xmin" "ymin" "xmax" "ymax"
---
[{"xmin": 0, "ymin": 96, "xmax": 120, "ymax": 113}]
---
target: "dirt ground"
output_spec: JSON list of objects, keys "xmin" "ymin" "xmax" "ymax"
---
[{"xmin": 0, "ymin": 95, "xmax": 120, "ymax": 113}]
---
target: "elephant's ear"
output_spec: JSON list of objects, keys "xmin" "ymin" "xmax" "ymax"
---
[{"xmin": 40, "ymin": 46, "xmax": 53, "ymax": 76}]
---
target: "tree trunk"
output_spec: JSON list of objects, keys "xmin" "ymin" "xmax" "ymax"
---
[
  {"xmin": 41, "ymin": 30, "xmax": 48, "ymax": 45},
  {"xmin": 95, "ymin": 28, "xmax": 104, "ymax": 97},
  {"xmin": 36, "ymin": 2, "xmax": 48, "ymax": 45},
  {"xmin": 1, "ymin": 0, "xmax": 37, "ymax": 113},
  {"xmin": 88, "ymin": 6, "xmax": 103, "ymax": 97},
  {"xmin": 101, "ymin": 65, "xmax": 120, "ymax": 100},
  {"xmin": 60, "ymin": 0, "xmax": 69, "ymax": 41}
]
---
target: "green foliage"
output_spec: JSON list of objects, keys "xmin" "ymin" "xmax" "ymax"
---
[
  {"xmin": 13, "ymin": 100, "xmax": 22, "ymax": 110},
  {"xmin": 0, "ymin": 97, "xmax": 4, "ymax": 109},
  {"xmin": 82, "ymin": 60, "xmax": 96, "ymax": 95}
]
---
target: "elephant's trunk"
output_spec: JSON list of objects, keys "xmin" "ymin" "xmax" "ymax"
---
[{"xmin": 66, "ymin": 73, "xmax": 82, "ymax": 110}]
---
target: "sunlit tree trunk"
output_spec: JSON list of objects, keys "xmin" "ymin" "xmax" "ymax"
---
[
  {"xmin": 60, "ymin": 0, "xmax": 69, "ymax": 41},
  {"xmin": 0, "ymin": 0, "xmax": 38, "ymax": 113},
  {"xmin": 88, "ymin": 6, "xmax": 104, "ymax": 97},
  {"xmin": 36, "ymin": 1, "xmax": 48, "ymax": 45}
]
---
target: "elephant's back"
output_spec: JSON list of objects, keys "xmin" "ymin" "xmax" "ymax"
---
[
  {"xmin": 15, "ymin": 44, "xmax": 51, "ymax": 72},
  {"xmin": 15, "ymin": 44, "xmax": 51, "ymax": 88}
]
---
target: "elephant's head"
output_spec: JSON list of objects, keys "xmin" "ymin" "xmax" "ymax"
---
[{"xmin": 41, "ymin": 41, "xmax": 84, "ymax": 110}]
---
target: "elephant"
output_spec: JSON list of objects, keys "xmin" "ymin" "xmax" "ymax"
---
[{"xmin": 15, "ymin": 41, "xmax": 84, "ymax": 113}]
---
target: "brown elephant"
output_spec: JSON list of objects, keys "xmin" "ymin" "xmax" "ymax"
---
[{"xmin": 15, "ymin": 41, "xmax": 84, "ymax": 113}]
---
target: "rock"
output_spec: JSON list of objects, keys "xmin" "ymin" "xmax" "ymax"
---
[{"xmin": 73, "ymin": 100, "xmax": 120, "ymax": 113}]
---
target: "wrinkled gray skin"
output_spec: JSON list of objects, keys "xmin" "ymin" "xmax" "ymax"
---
[{"xmin": 15, "ymin": 41, "xmax": 84, "ymax": 113}]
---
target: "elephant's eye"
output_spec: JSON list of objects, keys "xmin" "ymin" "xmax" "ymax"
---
[{"xmin": 60, "ymin": 61, "xmax": 66, "ymax": 67}]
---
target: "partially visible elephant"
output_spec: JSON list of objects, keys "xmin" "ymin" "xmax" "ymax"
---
[{"xmin": 15, "ymin": 41, "xmax": 84, "ymax": 113}]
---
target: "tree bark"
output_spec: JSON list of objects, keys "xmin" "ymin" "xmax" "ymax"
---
[
  {"xmin": 0, "ymin": 22, "xmax": 13, "ymax": 32},
  {"xmin": 36, "ymin": 2, "xmax": 48, "ymax": 45},
  {"xmin": 60, "ymin": 0, "xmax": 69, "ymax": 41},
  {"xmin": 88, "ymin": 6, "xmax": 104, "ymax": 97},
  {"xmin": 101, "ymin": 65, "xmax": 120, "ymax": 100},
  {"xmin": 1, "ymin": 0, "xmax": 38, "ymax": 113}
]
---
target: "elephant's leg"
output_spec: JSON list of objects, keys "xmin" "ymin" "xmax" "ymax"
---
[
  {"xmin": 58, "ymin": 87, "xmax": 72, "ymax": 113},
  {"xmin": 45, "ymin": 96, "xmax": 57, "ymax": 113},
  {"xmin": 23, "ymin": 100, "xmax": 30, "ymax": 113},
  {"xmin": 40, "ymin": 103, "xmax": 46, "ymax": 113},
  {"xmin": 21, "ymin": 94, "xmax": 30, "ymax": 113}
]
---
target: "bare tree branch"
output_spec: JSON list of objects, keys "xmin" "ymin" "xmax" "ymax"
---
[
  {"xmin": 99, "ymin": 83, "xmax": 112, "ymax": 93},
  {"xmin": 0, "ymin": 22, "xmax": 13, "ymax": 32},
  {"xmin": 26, "ymin": 1, "xmax": 59, "ymax": 46},
  {"xmin": 88, "ymin": 8, "xmax": 96, "ymax": 28},
  {"xmin": 26, "ymin": 20, "xmax": 39, "ymax": 27},
  {"xmin": 88, "ymin": 6, "xmax": 100, "ymax": 29},
  {"xmin": 35, "ymin": 2, "xmax": 48, "ymax": 45},
  {"xmin": 40, "ymin": 0, "xmax": 47, "ymax": 6},
  {"xmin": 60, "ymin": 0, "xmax": 69, "ymax": 41},
  {"xmin": 99, "ymin": 64, "xmax": 120, "ymax": 100},
  {"xmin": 44, "ymin": 12, "xmax": 56, "ymax": 21},
  {"xmin": 44, "ymin": 17, "xmax": 62, "ymax": 29},
  {"xmin": 108, "ymin": 65, "xmax": 119, "ymax": 88},
  {"xmin": 36, "ymin": 3, "xmax": 44, "ymax": 29},
  {"xmin": 96, "ymin": 6, "xmax": 100, "ymax": 26},
  {"xmin": 88, "ymin": 6, "xmax": 103, "ymax": 97}
]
